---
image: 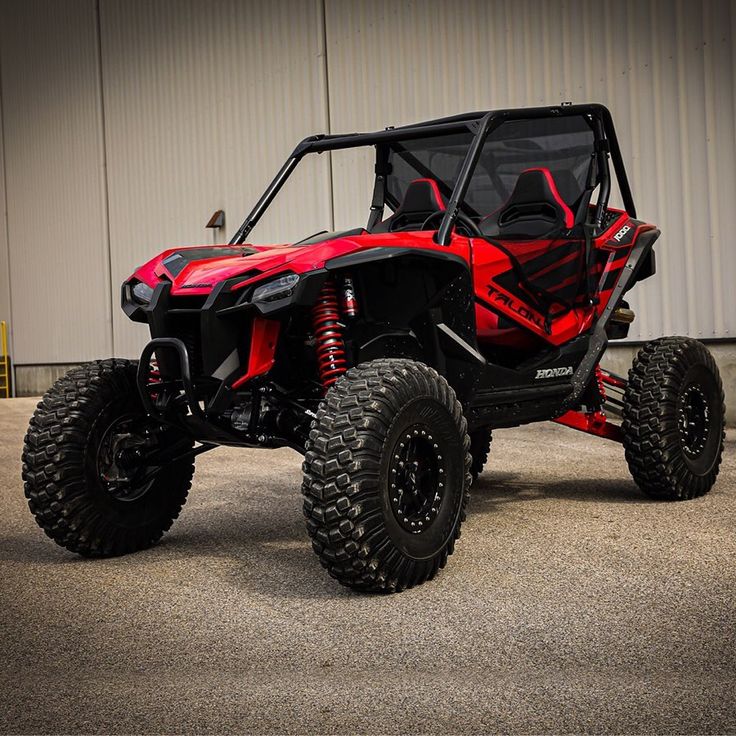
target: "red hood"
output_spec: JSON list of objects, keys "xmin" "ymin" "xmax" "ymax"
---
[
  {"xmin": 128, "ymin": 232, "xmax": 469, "ymax": 297},
  {"xmin": 130, "ymin": 242, "xmax": 325, "ymax": 296}
]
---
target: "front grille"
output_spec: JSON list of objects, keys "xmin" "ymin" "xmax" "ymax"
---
[
  {"xmin": 168, "ymin": 294, "xmax": 208, "ymax": 311},
  {"xmin": 169, "ymin": 316, "xmax": 203, "ymax": 377}
]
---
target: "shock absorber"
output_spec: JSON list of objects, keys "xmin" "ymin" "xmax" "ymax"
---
[
  {"xmin": 312, "ymin": 279, "xmax": 348, "ymax": 390},
  {"xmin": 594, "ymin": 364, "xmax": 606, "ymax": 403}
]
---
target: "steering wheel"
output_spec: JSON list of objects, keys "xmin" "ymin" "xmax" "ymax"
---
[{"xmin": 420, "ymin": 209, "xmax": 483, "ymax": 238}]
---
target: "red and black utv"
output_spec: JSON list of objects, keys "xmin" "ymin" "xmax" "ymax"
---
[{"xmin": 23, "ymin": 104, "xmax": 725, "ymax": 592}]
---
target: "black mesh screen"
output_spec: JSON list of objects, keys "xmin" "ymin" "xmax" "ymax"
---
[{"xmin": 386, "ymin": 115, "xmax": 595, "ymax": 218}]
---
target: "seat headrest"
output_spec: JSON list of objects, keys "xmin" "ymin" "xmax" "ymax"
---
[
  {"xmin": 396, "ymin": 178, "xmax": 446, "ymax": 215},
  {"xmin": 372, "ymin": 178, "xmax": 446, "ymax": 233},
  {"xmin": 481, "ymin": 168, "xmax": 574, "ymax": 238},
  {"xmin": 503, "ymin": 168, "xmax": 573, "ymax": 228}
]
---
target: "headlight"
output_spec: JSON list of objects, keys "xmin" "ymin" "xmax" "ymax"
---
[
  {"xmin": 251, "ymin": 273, "xmax": 299, "ymax": 303},
  {"xmin": 131, "ymin": 281, "xmax": 155, "ymax": 304}
]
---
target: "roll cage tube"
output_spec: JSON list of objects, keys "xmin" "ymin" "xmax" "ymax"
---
[
  {"xmin": 230, "ymin": 104, "xmax": 634, "ymax": 246},
  {"xmin": 435, "ymin": 113, "xmax": 494, "ymax": 246}
]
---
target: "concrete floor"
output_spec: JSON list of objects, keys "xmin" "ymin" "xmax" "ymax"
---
[{"xmin": 1, "ymin": 397, "xmax": 734, "ymax": 735}]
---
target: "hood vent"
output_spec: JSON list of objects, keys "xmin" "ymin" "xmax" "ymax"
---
[{"xmin": 162, "ymin": 246, "xmax": 257, "ymax": 277}]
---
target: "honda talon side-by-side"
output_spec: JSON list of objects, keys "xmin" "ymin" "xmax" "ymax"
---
[{"xmin": 23, "ymin": 104, "xmax": 725, "ymax": 592}]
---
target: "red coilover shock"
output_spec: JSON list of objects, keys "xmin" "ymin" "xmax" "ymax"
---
[
  {"xmin": 594, "ymin": 364, "xmax": 607, "ymax": 404},
  {"xmin": 312, "ymin": 278, "xmax": 349, "ymax": 390}
]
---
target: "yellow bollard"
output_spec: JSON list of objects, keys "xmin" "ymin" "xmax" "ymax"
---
[{"xmin": 0, "ymin": 321, "xmax": 9, "ymax": 398}]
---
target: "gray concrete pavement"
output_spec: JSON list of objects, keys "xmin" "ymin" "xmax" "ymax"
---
[{"xmin": 1, "ymin": 397, "xmax": 734, "ymax": 734}]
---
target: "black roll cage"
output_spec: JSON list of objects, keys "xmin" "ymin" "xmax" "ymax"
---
[{"xmin": 230, "ymin": 103, "xmax": 636, "ymax": 247}]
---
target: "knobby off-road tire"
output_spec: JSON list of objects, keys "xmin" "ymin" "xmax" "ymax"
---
[
  {"xmin": 302, "ymin": 359, "xmax": 472, "ymax": 592},
  {"xmin": 22, "ymin": 359, "xmax": 195, "ymax": 556},
  {"xmin": 622, "ymin": 337, "xmax": 725, "ymax": 501},
  {"xmin": 469, "ymin": 428, "xmax": 492, "ymax": 482}
]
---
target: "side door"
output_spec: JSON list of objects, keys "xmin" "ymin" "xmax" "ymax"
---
[{"xmin": 471, "ymin": 235, "xmax": 591, "ymax": 347}]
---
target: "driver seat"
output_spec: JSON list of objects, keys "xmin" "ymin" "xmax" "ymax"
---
[{"xmin": 373, "ymin": 178, "xmax": 446, "ymax": 233}]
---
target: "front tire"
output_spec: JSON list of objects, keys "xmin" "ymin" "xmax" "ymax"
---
[
  {"xmin": 22, "ymin": 359, "xmax": 195, "ymax": 556},
  {"xmin": 622, "ymin": 337, "xmax": 725, "ymax": 501},
  {"xmin": 302, "ymin": 359, "xmax": 471, "ymax": 592}
]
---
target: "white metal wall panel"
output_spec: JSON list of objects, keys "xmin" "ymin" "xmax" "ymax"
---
[
  {"xmin": 0, "ymin": 0, "xmax": 112, "ymax": 363},
  {"xmin": 100, "ymin": 0, "xmax": 331, "ymax": 357},
  {"xmin": 325, "ymin": 0, "xmax": 736, "ymax": 341},
  {"xmin": 0, "ymin": 83, "xmax": 11, "ymax": 348}
]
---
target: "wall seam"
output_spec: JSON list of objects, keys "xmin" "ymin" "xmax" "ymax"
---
[
  {"xmin": 94, "ymin": 0, "xmax": 115, "ymax": 356},
  {"xmin": 319, "ymin": 0, "xmax": 335, "ymax": 231}
]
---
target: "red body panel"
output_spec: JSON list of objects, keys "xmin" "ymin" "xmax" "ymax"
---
[
  {"xmin": 231, "ymin": 318, "xmax": 281, "ymax": 390},
  {"xmin": 132, "ymin": 231, "xmax": 471, "ymax": 297},
  {"xmin": 129, "ymin": 208, "xmax": 653, "ymax": 358}
]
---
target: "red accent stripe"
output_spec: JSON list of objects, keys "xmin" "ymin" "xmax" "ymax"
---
[
  {"xmin": 525, "ymin": 248, "xmax": 582, "ymax": 279},
  {"xmin": 524, "ymin": 167, "xmax": 575, "ymax": 228}
]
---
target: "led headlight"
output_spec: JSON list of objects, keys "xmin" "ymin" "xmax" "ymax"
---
[
  {"xmin": 251, "ymin": 273, "xmax": 299, "ymax": 303},
  {"xmin": 131, "ymin": 281, "xmax": 155, "ymax": 304}
]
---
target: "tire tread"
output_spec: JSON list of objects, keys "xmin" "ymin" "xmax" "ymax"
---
[
  {"xmin": 22, "ymin": 359, "xmax": 194, "ymax": 556},
  {"xmin": 622, "ymin": 337, "xmax": 725, "ymax": 501},
  {"xmin": 302, "ymin": 358, "xmax": 471, "ymax": 592}
]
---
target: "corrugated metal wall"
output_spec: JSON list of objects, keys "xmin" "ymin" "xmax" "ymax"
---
[
  {"xmin": 100, "ymin": 0, "xmax": 332, "ymax": 357},
  {"xmin": 325, "ymin": 0, "xmax": 736, "ymax": 342},
  {"xmin": 0, "ymin": 0, "xmax": 734, "ymax": 365},
  {"xmin": 0, "ymin": 0, "xmax": 113, "ymax": 363}
]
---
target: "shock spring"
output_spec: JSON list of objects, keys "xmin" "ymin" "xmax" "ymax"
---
[{"xmin": 312, "ymin": 279, "xmax": 348, "ymax": 390}]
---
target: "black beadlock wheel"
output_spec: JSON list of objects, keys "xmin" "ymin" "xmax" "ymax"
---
[
  {"xmin": 622, "ymin": 337, "xmax": 725, "ymax": 501},
  {"xmin": 302, "ymin": 359, "xmax": 471, "ymax": 593},
  {"xmin": 469, "ymin": 428, "xmax": 492, "ymax": 482},
  {"xmin": 22, "ymin": 359, "xmax": 195, "ymax": 556}
]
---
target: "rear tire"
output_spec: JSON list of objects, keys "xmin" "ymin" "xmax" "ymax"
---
[
  {"xmin": 302, "ymin": 359, "xmax": 471, "ymax": 592},
  {"xmin": 22, "ymin": 359, "xmax": 195, "ymax": 556},
  {"xmin": 622, "ymin": 337, "xmax": 725, "ymax": 501},
  {"xmin": 469, "ymin": 428, "xmax": 492, "ymax": 482}
]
